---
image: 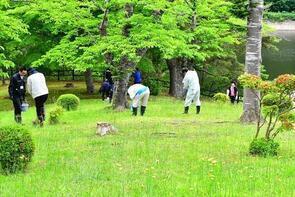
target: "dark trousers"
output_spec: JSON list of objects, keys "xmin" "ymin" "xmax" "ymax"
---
[
  {"xmin": 34, "ymin": 94, "xmax": 48, "ymax": 121},
  {"xmin": 13, "ymin": 97, "xmax": 22, "ymax": 116},
  {"xmin": 230, "ymin": 96, "xmax": 236, "ymax": 104}
]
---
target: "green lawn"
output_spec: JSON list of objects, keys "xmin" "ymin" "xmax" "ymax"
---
[{"xmin": 0, "ymin": 83, "xmax": 295, "ymax": 196}]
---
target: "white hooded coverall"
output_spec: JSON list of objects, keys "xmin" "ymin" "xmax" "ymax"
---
[
  {"xmin": 183, "ymin": 70, "xmax": 201, "ymax": 107},
  {"xmin": 128, "ymin": 84, "xmax": 150, "ymax": 108}
]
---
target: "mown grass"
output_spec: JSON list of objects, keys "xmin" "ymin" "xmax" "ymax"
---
[{"xmin": 0, "ymin": 83, "xmax": 295, "ymax": 196}]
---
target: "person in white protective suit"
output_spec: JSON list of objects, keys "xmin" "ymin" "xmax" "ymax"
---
[
  {"xmin": 182, "ymin": 67, "xmax": 201, "ymax": 114},
  {"xmin": 128, "ymin": 84, "xmax": 150, "ymax": 116}
]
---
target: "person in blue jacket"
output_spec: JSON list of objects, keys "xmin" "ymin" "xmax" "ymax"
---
[{"xmin": 132, "ymin": 67, "xmax": 142, "ymax": 84}]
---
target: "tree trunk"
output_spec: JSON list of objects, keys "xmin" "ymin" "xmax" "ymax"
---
[
  {"xmin": 241, "ymin": 0, "xmax": 264, "ymax": 123},
  {"xmin": 84, "ymin": 68, "xmax": 95, "ymax": 94},
  {"xmin": 112, "ymin": 57, "xmax": 134, "ymax": 110},
  {"xmin": 112, "ymin": 73, "xmax": 131, "ymax": 111},
  {"xmin": 167, "ymin": 58, "xmax": 186, "ymax": 98},
  {"xmin": 112, "ymin": 3, "xmax": 136, "ymax": 110}
]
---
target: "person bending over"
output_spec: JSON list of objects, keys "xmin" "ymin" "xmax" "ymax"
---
[
  {"xmin": 27, "ymin": 68, "xmax": 49, "ymax": 126},
  {"xmin": 128, "ymin": 84, "xmax": 150, "ymax": 116}
]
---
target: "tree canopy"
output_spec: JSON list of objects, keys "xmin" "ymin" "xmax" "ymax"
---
[{"xmin": 0, "ymin": 0, "xmax": 28, "ymax": 78}]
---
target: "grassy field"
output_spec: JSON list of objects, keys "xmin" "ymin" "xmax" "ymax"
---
[{"xmin": 0, "ymin": 82, "xmax": 295, "ymax": 196}]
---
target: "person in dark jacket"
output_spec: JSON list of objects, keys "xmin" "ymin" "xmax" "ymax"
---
[
  {"xmin": 132, "ymin": 67, "xmax": 142, "ymax": 84},
  {"xmin": 102, "ymin": 69, "xmax": 114, "ymax": 103},
  {"xmin": 99, "ymin": 79, "xmax": 112, "ymax": 103},
  {"xmin": 104, "ymin": 68, "xmax": 114, "ymax": 85},
  {"xmin": 227, "ymin": 81, "xmax": 239, "ymax": 104},
  {"xmin": 8, "ymin": 66, "xmax": 27, "ymax": 123}
]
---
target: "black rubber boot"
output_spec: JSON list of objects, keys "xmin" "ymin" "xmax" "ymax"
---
[
  {"xmin": 184, "ymin": 106, "xmax": 189, "ymax": 114},
  {"xmin": 140, "ymin": 106, "xmax": 146, "ymax": 116},
  {"xmin": 196, "ymin": 106, "xmax": 201, "ymax": 114},
  {"xmin": 38, "ymin": 116, "xmax": 44, "ymax": 127},
  {"xmin": 132, "ymin": 107, "xmax": 138, "ymax": 116},
  {"xmin": 15, "ymin": 115, "xmax": 22, "ymax": 124}
]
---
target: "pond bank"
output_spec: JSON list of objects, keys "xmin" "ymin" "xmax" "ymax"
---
[{"xmin": 266, "ymin": 21, "xmax": 295, "ymax": 31}]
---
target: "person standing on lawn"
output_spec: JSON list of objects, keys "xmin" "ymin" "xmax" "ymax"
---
[
  {"xmin": 99, "ymin": 79, "xmax": 112, "ymax": 102},
  {"xmin": 27, "ymin": 68, "xmax": 49, "ymax": 126},
  {"xmin": 8, "ymin": 66, "xmax": 27, "ymax": 123},
  {"xmin": 182, "ymin": 67, "xmax": 201, "ymax": 114},
  {"xmin": 128, "ymin": 83, "xmax": 150, "ymax": 116},
  {"xmin": 226, "ymin": 81, "xmax": 239, "ymax": 104}
]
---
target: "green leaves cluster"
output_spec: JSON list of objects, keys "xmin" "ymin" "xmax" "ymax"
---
[
  {"xmin": 239, "ymin": 74, "xmax": 295, "ymax": 141},
  {"xmin": 0, "ymin": 0, "xmax": 28, "ymax": 77},
  {"xmin": 4, "ymin": 0, "xmax": 243, "ymax": 74}
]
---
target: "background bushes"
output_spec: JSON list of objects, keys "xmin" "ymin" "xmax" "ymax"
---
[{"xmin": 0, "ymin": 126, "xmax": 35, "ymax": 174}]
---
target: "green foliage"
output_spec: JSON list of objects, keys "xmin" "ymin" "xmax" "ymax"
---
[
  {"xmin": 57, "ymin": 94, "xmax": 80, "ymax": 111},
  {"xmin": 144, "ymin": 79, "xmax": 160, "ymax": 96},
  {"xmin": 265, "ymin": 0, "xmax": 295, "ymax": 12},
  {"xmin": 265, "ymin": 12, "xmax": 295, "ymax": 22},
  {"xmin": 0, "ymin": 125, "xmax": 34, "ymax": 174},
  {"xmin": 229, "ymin": 0, "xmax": 248, "ymax": 19},
  {"xmin": 262, "ymin": 93, "xmax": 293, "ymax": 113},
  {"xmin": 49, "ymin": 106, "xmax": 63, "ymax": 124},
  {"xmin": 13, "ymin": 0, "xmax": 242, "ymax": 74},
  {"xmin": 249, "ymin": 138, "xmax": 279, "ymax": 157},
  {"xmin": 213, "ymin": 93, "xmax": 229, "ymax": 103},
  {"xmin": 0, "ymin": 1, "xmax": 28, "ymax": 77},
  {"xmin": 239, "ymin": 74, "xmax": 295, "ymax": 145}
]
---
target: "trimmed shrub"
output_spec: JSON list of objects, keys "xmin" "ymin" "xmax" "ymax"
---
[
  {"xmin": 57, "ymin": 94, "xmax": 80, "ymax": 111},
  {"xmin": 213, "ymin": 93, "xmax": 229, "ymax": 103},
  {"xmin": 0, "ymin": 126, "xmax": 35, "ymax": 174},
  {"xmin": 249, "ymin": 138, "xmax": 279, "ymax": 157},
  {"xmin": 49, "ymin": 106, "xmax": 63, "ymax": 124}
]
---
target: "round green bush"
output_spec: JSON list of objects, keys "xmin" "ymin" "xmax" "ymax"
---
[
  {"xmin": 49, "ymin": 106, "xmax": 64, "ymax": 124},
  {"xmin": 0, "ymin": 126, "xmax": 35, "ymax": 174},
  {"xmin": 213, "ymin": 93, "xmax": 229, "ymax": 103},
  {"xmin": 249, "ymin": 138, "xmax": 279, "ymax": 157},
  {"xmin": 57, "ymin": 94, "xmax": 80, "ymax": 111}
]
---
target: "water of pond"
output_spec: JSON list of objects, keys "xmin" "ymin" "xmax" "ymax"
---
[{"xmin": 262, "ymin": 30, "xmax": 295, "ymax": 79}]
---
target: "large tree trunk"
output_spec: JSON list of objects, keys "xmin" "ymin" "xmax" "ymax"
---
[
  {"xmin": 112, "ymin": 57, "xmax": 134, "ymax": 110},
  {"xmin": 112, "ymin": 3, "xmax": 135, "ymax": 110},
  {"xmin": 241, "ymin": 0, "xmax": 264, "ymax": 123},
  {"xmin": 84, "ymin": 68, "xmax": 95, "ymax": 94},
  {"xmin": 167, "ymin": 58, "xmax": 191, "ymax": 98},
  {"xmin": 167, "ymin": 59, "xmax": 183, "ymax": 98},
  {"xmin": 112, "ymin": 74, "xmax": 131, "ymax": 111}
]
